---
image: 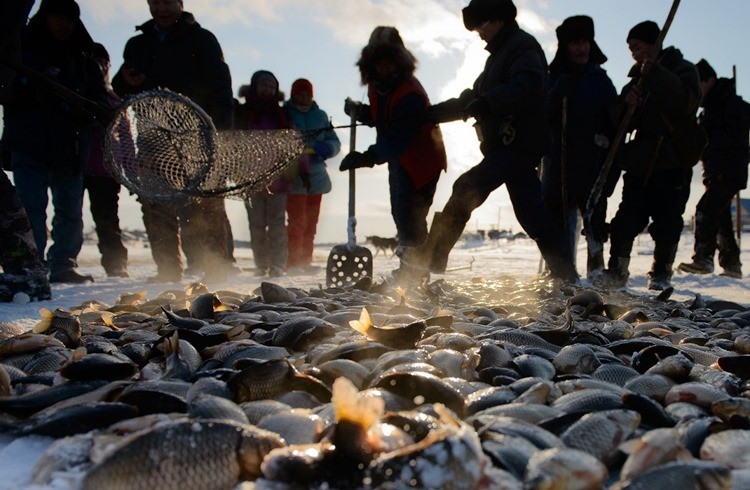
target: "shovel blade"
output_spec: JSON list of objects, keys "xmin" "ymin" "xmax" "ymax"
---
[{"xmin": 326, "ymin": 244, "xmax": 373, "ymax": 288}]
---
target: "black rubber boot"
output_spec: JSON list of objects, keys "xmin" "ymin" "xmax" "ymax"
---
[
  {"xmin": 537, "ymin": 239, "xmax": 579, "ymax": 285},
  {"xmin": 597, "ymin": 257, "xmax": 630, "ymax": 288},
  {"xmin": 679, "ymin": 212, "xmax": 716, "ymax": 274},
  {"xmin": 648, "ymin": 243, "xmax": 677, "ymax": 291},
  {"xmin": 407, "ymin": 212, "xmax": 466, "ymax": 274}
]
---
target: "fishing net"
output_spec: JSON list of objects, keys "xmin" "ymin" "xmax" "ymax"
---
[{"xmin": 104, "ymin": 89, "xmax": 314, "ymax": 201}]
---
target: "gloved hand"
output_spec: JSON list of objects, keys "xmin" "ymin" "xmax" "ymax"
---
[
  {"xmin": 300, "ymin": 173, "xmax": 312, "ymax": 191},
  {"xmin": 311, "ymin": 142, "xmax": 333, "ymax": 159},
  {"xmin": 339, "ymin": 150, "xmax": 377, "ymax": 171},
  {"xmin": 344, "ymin": 97, "xmax": 362, "ymax": 117},
  {"xmin": 463, "ymin": 97, "xmax": 490, "ymax": 121}
]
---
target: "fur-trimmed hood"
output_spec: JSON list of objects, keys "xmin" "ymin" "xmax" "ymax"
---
[{"xmin": 356, "ymin": 26, "xmax": 417, "ymax": 85}]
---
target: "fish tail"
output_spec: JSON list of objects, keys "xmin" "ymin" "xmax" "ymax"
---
[
  {"xmin": 348, "ymin": 308, "xmax": 372, "ymax": 336},
  {"xmin": 332, "ymin": 377, "xmax": 383, "ymax": 429},
  {"xmin": 32, "ymin": 308, "xmax": 54, "ymax": 333}
]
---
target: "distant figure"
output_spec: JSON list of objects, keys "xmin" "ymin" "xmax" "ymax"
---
[
  {"xmin": 413, "ymin": 0, "xmax": 578, "ymax": 284},
  {"xmin": 235, "ymin": 71, "xmax": 310, "ymax": 277},
  {"xmin": 284, "ymin": 78, "xmax": 340, "ymax": 273},
  {"xmin": 342, "ymin": 26, "xmax": 447, "ymax": 275},
  {"xmin": 541, "ymin": 15, "xmax": 617, "ymax": 281},
  {"xmin": 678, "ymin": 59, "xmax": 749, "ymax": 279},
  {"xmin": 83, "ymin": 42, "xmax": 129, "ymax": 278},
  {"xmin": 112, "ymin": 0, "xmax": 235, "ymax": 283},
  {"xmin": 0, "ymin": 0, "xmax": 52, "ymax": 301},
  {"xmin": 2, "ymin": 0, "xmax": 109, "ymax": 284},
  {"xmin": 599, "ymin": 21, "xmax": 701, "ymax": 290}
]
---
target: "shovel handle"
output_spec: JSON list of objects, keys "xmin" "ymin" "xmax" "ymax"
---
[{"xmin": 346, "ymin": 111, "xmax": 358, "ymax": 249}]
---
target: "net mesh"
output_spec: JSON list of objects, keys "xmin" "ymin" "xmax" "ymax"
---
[{"xmin": 104, "ymin": 90, "xmax": 314, "ymax": 201}]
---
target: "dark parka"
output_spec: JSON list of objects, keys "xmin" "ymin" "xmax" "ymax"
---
[
  {"xmin": 1, "ymin": 13, "xmax": 107, "ymax": 171},
  {"xmin": 112, "ymin": 12, "xmax": 233, "ymax": 129},
  {"xmin": 545, "ymin": 62, "xmax": 618, "ymax": 203},
  {"xmin": 699, "ymin": 77, "xmax": 750, "ymax": 188},
  {"xmin": 618, "ymin": 47, "xmax": 701, "ymax": 177},
  {"xmin": 468, "ymin": 21, "xmax": 550, "ymax": 157}
]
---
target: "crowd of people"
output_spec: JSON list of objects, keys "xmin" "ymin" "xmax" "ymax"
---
[{"xmin": 0, "ymin": 0, "xmax": 748, "ymax": 302}]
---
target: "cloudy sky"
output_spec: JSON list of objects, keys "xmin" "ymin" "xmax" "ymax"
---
[{"xmin": 8, "ymin": 0, "xmax": 750, "ymax": 243}]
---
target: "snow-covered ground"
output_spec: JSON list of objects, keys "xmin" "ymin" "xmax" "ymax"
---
[
  {"xmin": 1, "ymin": 231, "xmax": 749, "ymax": 332},
  {"xmin": 0, "ymin": 232, "xmax": 748, "ymax": 489}
]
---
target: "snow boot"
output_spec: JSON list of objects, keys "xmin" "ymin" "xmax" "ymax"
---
[
  {"xmin": 648, "ymin": 243, "xmax": 677, "ymax": 290},
  {"xmin": 49, "ymin": 270, "xmax": 94, "ymax": 284},
  {"xmin": 596, "ymin": 257, "xmax": 630, "ymax": 289},
  {"xmin": 720, "ymin": 265, "xmax": 742, "ymax": 279},
  {"xmin": 677, "ymin": 259, "xmax": 713, "ymax": 275}
]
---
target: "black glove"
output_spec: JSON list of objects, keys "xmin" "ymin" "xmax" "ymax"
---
[
  {"xmin": 424, "ymin": 99, "xmax": 465, "ymax": 124},
  {"xmin": 344, "ymin": 97, "xmax": 362, "ymax": 117},
  {"xmin": 339, "ymin": 150, "xmax": 377, "ymax": 171},
  {"xmin": 463, "ymin": 97, "xmax": 490, "ymax": 120}
]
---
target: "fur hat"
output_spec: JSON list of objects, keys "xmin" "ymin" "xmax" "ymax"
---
[
  {"xmin": 627, "ymin": 21, "xmax": 660, "ymax": 45},
  {"xmin": 695, "ymin": 59, "xmax": 717, "ymax": 82},
  {"xmin": 39, "ymin": 0, "xmax": 80, "ymax": 19},
  {"xmin": 549, "ymin": 15, "xmax": 607, "ymax": 72},
  {"xmin": 462, "ymin": 0, "xmax": 517, "ymax": 31},
  {"xmin": 356, "ymin": 26, "xmax": 417, "ymax": 85},
  {"xmin": 291, "ymin": 78, "xmax": 313, "ymax": 98},
  {"xmin": 248, "ymin": 70, "xmax": 285, "ymax": 101}
]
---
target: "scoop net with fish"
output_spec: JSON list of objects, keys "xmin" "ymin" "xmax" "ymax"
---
[{"xmin": 104, "ymin": 90, "xmax": 321, "ymax": 201}]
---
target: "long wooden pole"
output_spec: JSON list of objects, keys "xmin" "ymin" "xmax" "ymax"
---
[{"xmin": 582, "ymin": 0, "xmax": 682, "ymax": 258}]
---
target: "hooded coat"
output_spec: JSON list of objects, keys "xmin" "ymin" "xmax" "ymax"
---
[{"xmin": 112, "ymin": 11, "xmax": 233, "ymax": 129}]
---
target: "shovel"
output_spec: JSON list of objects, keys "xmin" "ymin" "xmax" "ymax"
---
[{"xmin": 326, "ymin": 111, "xmax": 373, "ymax": 287}]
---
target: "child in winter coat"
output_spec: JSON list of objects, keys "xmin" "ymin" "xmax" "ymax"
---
[
  {"xmin": 236, "ymin": 70, "xmax": 310, "ymax": 277},
  {"xmin": 284, "ymin": 79, "xmax": 341, "ymax": 272}
]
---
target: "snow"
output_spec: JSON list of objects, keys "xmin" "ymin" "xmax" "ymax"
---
[{"xmin": 0, "ymin": 232, "xmax": 749, "ymax": 488}]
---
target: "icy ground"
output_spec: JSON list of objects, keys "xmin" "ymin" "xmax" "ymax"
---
[{"xmin": 0, "ymin": 232, "xmax": 748, "ymax": 489}]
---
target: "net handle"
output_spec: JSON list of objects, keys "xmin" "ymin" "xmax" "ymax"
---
[{"xmin": 347, "ymin": 112, "xmax": 358, "ymax": 250}]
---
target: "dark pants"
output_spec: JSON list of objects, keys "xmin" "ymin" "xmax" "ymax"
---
[
  {"xmin": 440, "ymin": 147, "xmax": 572, "ymax": 274},
  {"xmin": 140, "ymin": 197, "xmax": 233, "ymax": 276},
  {"xmin": 693, "ymin": 179, "xmax": 742, "ymax": 270},
  {"xmin": 83, "ymin": 175, "xmax": 127, "ymax": 274},
  {"xmin": 0, "ymin": 170, "xmax": 44, "ymax": 273},
  {"xmin": 388, "ymin": 162, "xmax": 439, "ymax": 247},
  {"xmin": 11, "ymin": 152, "xmax": 84, "ymax": 275},
  {"xmin": 609, "ymin": 168, "xmax": 692, "ymax": 269}
]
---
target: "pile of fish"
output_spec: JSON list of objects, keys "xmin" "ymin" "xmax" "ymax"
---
[{"xmin": 1, "ymin": 275, "xmax": 750, "ymax": 489}]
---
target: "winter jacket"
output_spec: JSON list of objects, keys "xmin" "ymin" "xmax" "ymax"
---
[
  {"xmin": 545, "ymin": 62, "xmax": 618, "ymax": 203},
  {"xmin": 85, "ymin": 89, "xmax": 122, "ymax": 178},
  {"xmin": 283, "ymin": 100, "xmax": 340, "ymax": 195},
  {"xmin": 699, "ymin": 77, "xmax": 750, "ymax": 188},
  {"xmin": 457, "ymin": 22, "xmax": 550, "ymax": 157},
  {"xmin": 618, "ymin": 47, "xmax": 701, "ymax": 177},
  {"xmin": 112, "ymin": 12, "xmax": 233, "ymax": 129},
  {"xmin": 1, "ymin": 13, "xmax": 107, "ymax": 172},
  {"xmin": 361, "ymin": 77, "xmax": 447, "ymax": 190},
  {"xmin": 235, "ymin": 95, "xmax": 310, "ymax": 194}
]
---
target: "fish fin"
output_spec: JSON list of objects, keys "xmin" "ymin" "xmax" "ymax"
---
[
  {"xmin": 227, "ymin": 325, "xmax": 246, "ymax": 340},
  {"xmin": 675, "ymin": 448, "xmax": 694, "ymax": 462},
  {"xmin": 618, "ymin": 439, "xmax": 643, "ymax": 455},
  {"xmin": 33, "ymin": 308, "xmax": 54, "ymax": 333},
  {"xmin": 332, "ymin": 377, "xmax": 383, "ymax": 429},
  {"xmin": 72, "ymin": 346, "xmax": 87, "ymax": 361},
  {"xmin": 101, "ymin": 312, "xmax": 118, "ymax": 329},
  {"xmin": 164, "ymin": 332, "xmax": 180, "ymax": 357},
  {"xmin": 396, "ymin": 287, "xmax": 406, "ymax": 306},
  {"xmin": 348, "ymin": 308, "xmax": 372, "ymax": 336},
  {"xmin": 434, "ymin": 403, "xmax": 461, "ymax": 427}
]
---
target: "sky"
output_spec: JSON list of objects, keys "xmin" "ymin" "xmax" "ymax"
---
[{"xmin": 4, "ymin": 0, "xmax": 750, "ymax": 244}]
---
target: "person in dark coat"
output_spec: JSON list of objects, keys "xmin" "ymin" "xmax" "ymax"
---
[
  {"xmin": 342, "ymin": 26, "xmax": 447, "ymax": 272},
  {"xmin": 112, "ymin": 0, "xmax": 235, "ymax": 283},
  {"xmin": 83, "ymin": 42, "xmax": 129, "ymax": 278},
  {"xmin": 2, "ymin": 0, "xmax": 108, "ymax": 284},
  {"xmin": 599, "ymin": 21, "xmax": 702, "ymax": 290},
  {"xmin": 678, "ymin": 59, "xmax": 749, "ymax": 279},
  {"xmin": 0, "ymin": 0, "xmax": 52, "ymax": 301},
  {"xmin": 411, "ymin": 0, "xmax": 578, "ymax": 283},
  {"xmin": 541, "ymin": 15, "xmax": 617, "ymax": 281}
]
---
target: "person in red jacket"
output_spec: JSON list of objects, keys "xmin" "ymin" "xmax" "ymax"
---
[{"xmin": 342, "ymin": 26, "xmax": 447, "ymax": 275}]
